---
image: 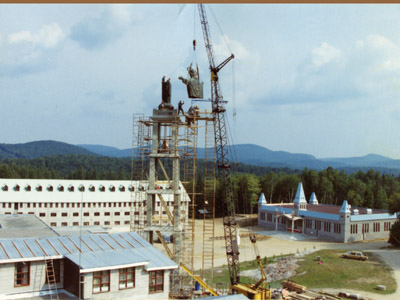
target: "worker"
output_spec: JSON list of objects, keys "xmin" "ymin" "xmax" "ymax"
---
[{"xmin": 178, "ymin": 100, "xmax": 185, "ymax": 115}]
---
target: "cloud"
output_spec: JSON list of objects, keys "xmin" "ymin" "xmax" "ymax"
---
[
  {"xmin": 258, "ymin": 34, "xmax": 400, "ymax": 107},
  {"xmin": 8, "ymin": 23, "xmax": 64, "ymax": 48},
  {"xmin": 0, "ymin": 23, "xmax": 64, "ymax": 77},
  {"xmin": 70, "ymin": 5, "xmax": 137, "ymax": 51}
]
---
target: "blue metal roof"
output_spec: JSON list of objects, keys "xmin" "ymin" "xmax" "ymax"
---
[
  {"xmin": 0, "ymin": 232, "xmax": 178, "ymax": 271},
  {"xmin": 351, "ymin": 213, "xmax": 397, "ymax": 222},
  {"xmin": 65, "ymin": 248, "xmax": 148, "ymax": 272}
]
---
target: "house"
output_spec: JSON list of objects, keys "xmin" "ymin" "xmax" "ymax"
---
[
  {"xmin": 258, "ymin": 182, "xmax": 398, "ymax": 243},
  {"xmin": 0, "ymin": 179, "xmax": 190, "ymax": 230},
  {"xmin": 0, "ymin": 214, "xmax": 177, "ymax": 299}
]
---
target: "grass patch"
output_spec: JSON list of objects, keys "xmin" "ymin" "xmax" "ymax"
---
[{"xmin": 290, "ymin": 249, "xmax": 396, "ymax": 294}]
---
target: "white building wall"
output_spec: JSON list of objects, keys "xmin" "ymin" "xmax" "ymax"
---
[
  {"xmin": 0, "ymin": 260, "xmax": 64, "ymax": 299},
  {"xmin": 83, "ymin": 267, "xmax": 170, "ymax": 300},
  {"xmin": 0, "ymin": 179, "xmax": 189, "ymax": 230}
]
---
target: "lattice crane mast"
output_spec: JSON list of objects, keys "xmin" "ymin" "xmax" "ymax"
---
[{"xmin": 197, "ymin": 4, "xmax": 239, "ymax": 287}]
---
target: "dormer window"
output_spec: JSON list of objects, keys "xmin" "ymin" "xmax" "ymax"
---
[
  {"xmin": 36, "ymin": 185, "xmax": 42, "ymax": 192},
  {"xmin": 99, "ymin": 185, "xmax": 105, "ymax": 192},
  {"xmin": 25, "ymin": 185, "xmax": 31, "ymax": 192},
  {"xmin": 68, "ymin": 185, "xmax": 74, "ymax": 192},
  {"xmin": 47, "ymin": 185, "xmax": 53, "ymax": 192},
  {"xmin": 14, "ymin": 185, "xmax": 20, "ymax": 192},
  {"xmin": 79, "ymin": 185, "xmax": 85, "ymax": 192},
  {"xmin": 129, "ymin": 185, "xmax": 135, "ymax": 192},
  {"xmin": 119, "ymin": 185, "xmax": 125, "ymax": 192},
  {"xmin": 2, "ymin": 184, "xmax": 8, "ymax": 191},
  {"xmin": 58, "ymin": 185, "xmax": 64, "ymax": 192},
  {"xmin": 109, "ymin": 185, "xmax": 115, "ymax": 192},
  {"xmin": 89, "ymin": 185, "xmax": 95, "ymax": 192}
]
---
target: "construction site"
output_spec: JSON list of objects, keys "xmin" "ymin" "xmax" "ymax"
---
[{"xmin": 127, "ymin": 4, "xmax": 349, "ymax": 300}]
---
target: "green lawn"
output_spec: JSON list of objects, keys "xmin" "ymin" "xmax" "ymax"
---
[
  {"xmin": 200, "ymin": 249, "xmax": 397, "ymax": 295},
  {"xmin": 290, "ymin": 249, "xmax": 397, "ymax": 295}
]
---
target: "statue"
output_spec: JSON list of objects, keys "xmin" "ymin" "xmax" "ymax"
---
[
  {"xmin": 161, "ymin": 76, "xmax": 172, "ymax": 109},
  {"xmin": 179, "ymin": 64, "xmax": 203, "ymax": 99}
]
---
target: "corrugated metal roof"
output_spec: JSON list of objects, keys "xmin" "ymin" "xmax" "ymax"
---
[
  {"xmin": 0, "ymin": 232, "xmax": 178, "ymax": 271},
  {"xmin": 65, "ymin": 248, "xmax": 148, "ymax": 272}
]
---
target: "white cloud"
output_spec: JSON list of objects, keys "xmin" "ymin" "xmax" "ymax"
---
[
  {"xmin": 311, "ymin": 42, "xmax": 341, "ymax": 69},
  {"xmin": 8, "ymin": 23, "xmax": 64, "ymax": 48},
  {"xmin": 0, "ymin": 23, "xmax": 65, "ymax": 77},
  {"xmin": 70, "ymin": 5, "xmax": 137, "ymax": 50}
]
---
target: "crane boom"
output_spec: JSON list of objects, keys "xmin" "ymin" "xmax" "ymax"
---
[{"xmin": 197, "ymin": 4, "xmax": 240, "ymax": 287}]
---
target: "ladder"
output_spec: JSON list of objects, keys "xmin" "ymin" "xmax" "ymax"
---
[{"xmin": 45, "ymin": 259, "xmax": 59, "ymax": 300}]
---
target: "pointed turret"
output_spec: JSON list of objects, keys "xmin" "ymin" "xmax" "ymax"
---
[
  {"xmin": 258, "ymin": 193, "xmax": 267, "ymax": 205},
  {"xmin": 340, "ymin": 200, "xmax": 351, "ymax": 214},
  {"xmin": 293, "ymin": 182, "xmax": 307, "ymax": 211},
  {"xmin": 309, "ymin": 192, "xmax": 318, "ymax": 205}
]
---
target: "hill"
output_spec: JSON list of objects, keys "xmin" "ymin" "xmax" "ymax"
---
[{"xmin": 0, "ymin": 140, "xmax": 95, "ymax": 159}]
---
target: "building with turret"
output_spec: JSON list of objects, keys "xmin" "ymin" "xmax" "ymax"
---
[{"xmin": 258, "ymin": 182, "xmax": 398, "ymax": 243}]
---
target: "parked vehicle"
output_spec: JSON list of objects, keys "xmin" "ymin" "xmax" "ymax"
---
[{"xmin": 340, "ymin": 251, "xmax": 368, "ymax": 261}]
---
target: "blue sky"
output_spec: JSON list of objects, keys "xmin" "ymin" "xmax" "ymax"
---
[{"xmin": 1, "ymin": 4, "xmax": 400, "ymax": 159}]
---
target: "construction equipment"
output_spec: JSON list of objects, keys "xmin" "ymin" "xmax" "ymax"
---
[{"xmin": 197, "ymin": 4, "xmax": 271, "ymax": 299}]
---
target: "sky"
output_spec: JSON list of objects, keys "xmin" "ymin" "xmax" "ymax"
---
[{"xmin": 1, "ymin": 4, "xmax": 400, "ymax": 159}]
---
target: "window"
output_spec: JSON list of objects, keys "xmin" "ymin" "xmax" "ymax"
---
[
  {"xmin": 115, "ymin": 212, "xmax": 120, "ymax": 216},
  {"xmin": 50, "ymin": 222, "xmax": 57, "ymax": 227},
  {"xmin": 62, "ymin": 213, "xmax": 68, "ymax": 217},
  {"xmin": 125, "ymin": 211, "xmax": 130, "ymax": 216},
  {"xmin": 36, "ymin": 185, "xmax": 42, "ymax": 192},
  {"xmin": 149, "ymin": 270, "xmax": 164, "ymax": 293},
  {"xmin": 119, "ymin": 185, "xmax": 125, "ymax": 192},
  {"xmin": 104, "ymin": 221, "xmax": 110, "ymax": 226},
  {"xmin": 73, "ymin": 222, "xmax": 79, "ymax": 226},
  {"xmin": 47, "ymin": 185, "xmax": 53, "ymax": 192},
  {"xmin": 2, "ymin": 184, "xmax": 8, "ymax": 191},
  {"xmin": 94, "ymin": 221, "xmax": 100, "ymax": 226},
  {"xmin": 99, "ymin": 185, "xmax": 105, "ymax": 192},
  {"xmin": 94, "ymin": 212, "xmax": 100, "ymax": 216},
  {"xmin": 79, "ymin": 185, "xmax": 85, "ymax": 192},
  {"xmin": 315, "ymin": 220, "xmax": 321, "ymax": 231},
  {"xmin": 267, "ymin": 213, "xmax": 272, "ymax": 222},
  {"xmin": 305, "ymin": 219, "xmax": 312, "ymax": 229},
  {"xmin": 110, "ymin": 185, "xmax": 115, "ymax": 192},
  {"xmin": 14, "ymin": 185, "xmax": 20, "ymax": 192},
  {"xmin": 384, "ymin": 222, "xmax": 392, "ymax": 231},
  {"xmin": 334, "ymin": 223, "xmax": 341, "ymax": 234},
  {"xmin": 25, "ymin": 185, "xmax": 31, "ymax": 191},
  {"xmin": 89, "ymin": 185, "xmax": 95, "ymax": 192},
  {"xmin": 115, "ymin": 221, "xmax": 120, "ymax": 225},
  {"xmin": 83, "ymin": 222, "xmax": 89, "ymax": 226},
  {"xmin": 119, "ymin": 267, "xmax": 135, "ymax": 289},
  {"xmin": 58, "ymin": 185, "xmax": 64, "ymax": 192},
  {"xmin": 124, "ymin": 221, "xmax": 130, "ymax": 225},
  {"xmin": 84, "ymin": 212, "xmax": 89, "ymax": 217},
  {"xmin": 68, "ymin": 185, "xmax": 74, "ymax": 192},
  {"xmin": 362, "ymin": 223, "xmax": 369, "ymax": 233},
  {"xmin": 373, "ymin": 222, "xmax": 381, "ymax": 232},
  {"xmin": 350, "ymin": 224, "xmax": 358, "ymax": 234},
  {"xmin": 51, "ymin": 213, "xmax": 57, "ymax": 217},
  {"xmin": 61, "ymin": 222, "xmax": 68, "ymax": 226},
  {"xmin": 105, "ymin": 212, "xmax": 110, "ymax": 216},
  {"xmin": 324, "ymin": 222, "xmax": 331, "ymax": 232},
  {"xmin": 39, "ymin": 213, "xmax": 46, "ymax": 217},
  {"xmin": 73, "ymin": 212, "xmax": 79, "ymax": 217},
  {"xmin": 15, "ymin": 262, "xmax": 30, "ymax": 287},
  {"xmin": 45, "ymin": 260, "xmax": 60, "ymax": 283},
  {"xmin": 93, "ymin": 270, "xmax": 110, "ymax": 293}
]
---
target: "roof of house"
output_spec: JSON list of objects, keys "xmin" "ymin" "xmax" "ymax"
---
[
  {"xmin": 293, "ymin": 183, "xmax": 307, "ymax": 204},
  {"xmin": 0, "ymin": 231, "xmax": 178, "ymax": 272},
  {"xmin": 0, "ymin": 214, "xmax": 58, "ymax": 238}
]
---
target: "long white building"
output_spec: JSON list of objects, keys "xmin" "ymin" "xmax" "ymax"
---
[{"xmin": 0, "ymin": 179, "xmax": 190, "ymax": 230}]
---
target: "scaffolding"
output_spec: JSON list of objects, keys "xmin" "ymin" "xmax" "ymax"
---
[
  {"xmin": 130, "ymin": 107, "xmax": 218, "ymax": 297},
  {"xmin": 130, "ymin": 114, "xmax": 151, "ymax": 235}
]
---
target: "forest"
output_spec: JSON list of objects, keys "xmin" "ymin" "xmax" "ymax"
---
[{"xmin": 1, "ymin": 155, "xmax": 400, "ymax": 217}]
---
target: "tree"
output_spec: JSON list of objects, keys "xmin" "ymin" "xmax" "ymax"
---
[{"xmin": 388, "ymin": 220, "xmax": 400, "ymax": 247}]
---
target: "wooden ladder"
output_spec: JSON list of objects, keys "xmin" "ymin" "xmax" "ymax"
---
[{"xmin": 45, "ymin": 259, "xmax": 59, "ymax": 300}]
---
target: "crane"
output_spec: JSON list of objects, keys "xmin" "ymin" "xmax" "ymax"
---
[
  {"xmin": 197, "ymin": 5, "xmax": 271, "ymax": 299},
  {"xmin": 197, "ymin": 3, "xmax": 239, "ymax": 288}
]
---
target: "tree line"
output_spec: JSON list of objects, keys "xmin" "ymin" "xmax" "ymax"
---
[{"xmin": 1, "ymin": 156, "xmax": 400, "ymax": 215}]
